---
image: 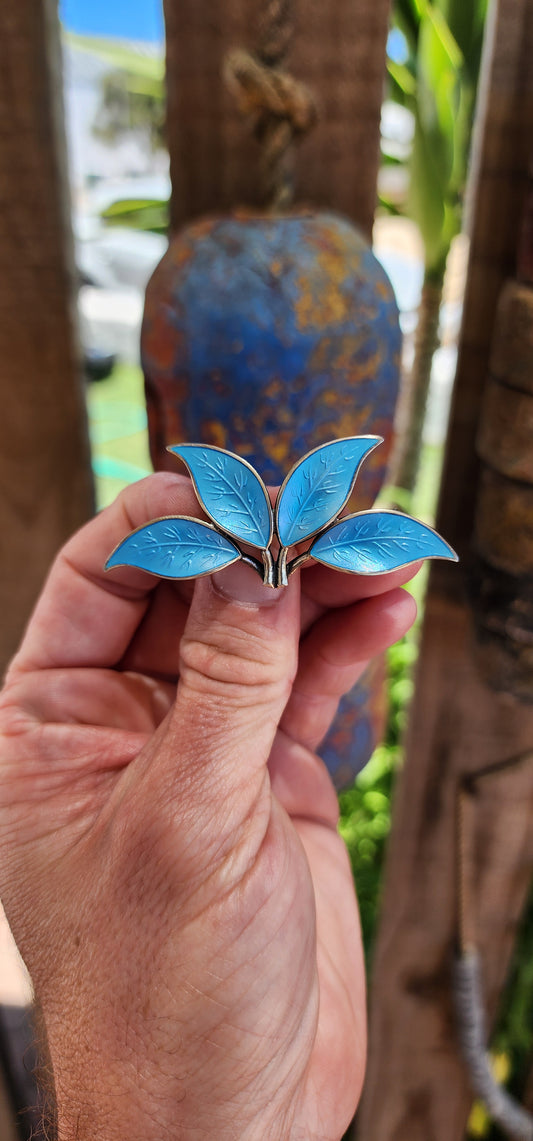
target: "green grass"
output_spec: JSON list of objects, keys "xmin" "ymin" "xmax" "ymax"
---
[{"xmin": 86, "ymin": 361, "xmax": 152, "ymax": 510}]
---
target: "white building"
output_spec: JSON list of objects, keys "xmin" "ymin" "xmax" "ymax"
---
[{"xmin": 62, "ymin": 37, "xmax": 168, "ymax": 208}]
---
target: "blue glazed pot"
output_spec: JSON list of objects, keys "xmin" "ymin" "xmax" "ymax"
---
[{"xmin": 141, "ymin": 210, "xmax": 401, "ymax": 787}]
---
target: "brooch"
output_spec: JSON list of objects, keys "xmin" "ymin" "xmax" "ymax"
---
[{"xmin": 105, "ymin": 437, "xmax": 457, "ymax": 587}]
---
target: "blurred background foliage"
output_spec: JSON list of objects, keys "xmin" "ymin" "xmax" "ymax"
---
[
  {"xmin": 385, "ymin": 0, "xmax": 487, "ymax": 495},
  {"xmin": 86, "ymin": 32, "xmax": 166, "ymax": 155},
  {"xmin": 100, "ymin": 195, "xmax": 168, "ymax": 233}
]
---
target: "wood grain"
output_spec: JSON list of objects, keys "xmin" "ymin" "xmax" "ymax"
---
[
  {"xmin": 0, "ymin": 0, "xmax": 94, "ymax": 676},
  {"xmin": 469, "ymin": 554, "xmax": 533, "ymax": 702},
  {"xmin": 358, "ymin": 584, "xmax": 533, "ymax": 1140},
  {"xmin": 477, "ymin": 379, "xmax": 533, "ymax": 481},
  {"xmin": 489, "ymin": 280, "xmax": 533, "ymax": 392}
]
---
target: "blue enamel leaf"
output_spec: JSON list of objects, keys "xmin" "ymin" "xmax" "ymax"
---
[
  {"xmin": 310, "ymin": 511, "xmax": 458, "ymax": 575},
  {"xmin": 105, "ymin": 517, "xmax": 241, "ymax": 579},
  {"xmin": 169, "ymin": 444, "xmax": 272, "ymax": 549},
  {"xmin": 275, "ymin": 437, "xmax": 382, "ymax": 548}
]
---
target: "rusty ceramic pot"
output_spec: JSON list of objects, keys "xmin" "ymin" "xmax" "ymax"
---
[{"xmin": 141, "ymin": 210, "xmax": 401, "ymax": 786}]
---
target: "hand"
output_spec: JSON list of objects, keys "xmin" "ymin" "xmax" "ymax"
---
[{"xmin": 0, "ymin": 472, "xmax": 416, "ymax": 1141}]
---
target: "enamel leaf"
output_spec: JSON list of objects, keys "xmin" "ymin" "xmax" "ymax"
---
[
  {"xmin": 105, "ymin": 517, "xmax": 241, "ymax": 579},
  {"xmin": 310, "ymin": 511, "xmax": 458, "ymax": 575},
  {"xmin": 275, "ymin": 437, "xmax": 382, "ymax": 548},
  {"xmin": 169, "ymin": 444, "xmax": 272, "ymax": 550}
]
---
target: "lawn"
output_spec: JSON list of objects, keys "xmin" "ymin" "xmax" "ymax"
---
[{"xmin": 86, "ymin": 360, "xmax": 152, "ymax": 510}]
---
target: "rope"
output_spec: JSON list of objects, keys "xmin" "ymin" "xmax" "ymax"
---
[
  {"xmin": 453, "ymin": 950, "xmax": 533, "ymax": 1140},
  {"xmin": 453, "ymin": 751, "xmax": 533, "ymax": 1139},
  {"xmin": 257, "ymin": 0, "xmax": 293, "ymax": 65},
  {"xmin": 223, "ymin": 1, "xmax": 317, "ymax": 211},
  {"xmin": 456, "ymin": 783, "xmax": 476, "ymax": 953}
]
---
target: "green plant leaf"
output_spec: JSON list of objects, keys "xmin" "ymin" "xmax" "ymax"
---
[
  {"xmin": 417, "ymin": 8, "xmax": 462, "ymax": 187},
  {"xmin": 394, "ymin": 0, "xmax": 425, "ymax": 39},
  {"xmin": 387, "ymin": 59, "xmax": 417, "ymax": 99},
  {"xmin": 114, "ymin": 70, "xmax": 164, "ymax": 100},
  {"xmin": 408, "ymin": 108, "xmax": 447, "ymax": 271},
  {"xmin": 438, "ymin": 0, "xmax": 488, "ymax": 78},
  {"xmin": 376, "ymin": 194, "xmax": 402, "ymax": 216},
  {"xmin": 101, "ymin": 197, "xmax": 169, "ymax": 234}
]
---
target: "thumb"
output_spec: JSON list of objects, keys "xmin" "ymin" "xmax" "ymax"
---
[{"xmin": 167, "ymin": 561, "xmax": 300, "ymax": 796}]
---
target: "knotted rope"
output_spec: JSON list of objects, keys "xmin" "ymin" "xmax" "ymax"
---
[
  {"xmin": 224, "ymin": 0, "xmax": 318, "ymax": 211},
  {"xmin": 257, "ymin": 0, "xmax": 293, "ymax": 64}
]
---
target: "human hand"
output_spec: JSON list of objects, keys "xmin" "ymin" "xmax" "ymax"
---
[{"xmin": 0, "ymin": 472, "xmax": 416, "ymax": 1141}]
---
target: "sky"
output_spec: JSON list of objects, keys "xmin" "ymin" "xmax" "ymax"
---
[{"xmin": 60, "ymin": 0, "xmax": 164, "ymax": 43}]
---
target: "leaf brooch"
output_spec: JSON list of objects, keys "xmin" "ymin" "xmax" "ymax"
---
[{"xmin": 105, "ymin": 437, "xmax": 458, "ymax": 587}]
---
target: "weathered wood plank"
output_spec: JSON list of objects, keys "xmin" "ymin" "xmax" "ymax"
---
[
  {"xmin": 488, "ymin": 280, "xmax": 533, "ymax": 391},
  {"xmin": 477, "ymin": 379, "xmax": 533, "ymax": 481},
  {"xmin": 436, "ymin": 0, "xmax": 533, "ymax": 574},
  {"xmin": 357, "ymin": 0, "xmax": 533, "ymax": 1136},
  {"xmin": 359, "ymin": 588, "xmax": 533, "ymax": 1140},
  {"xmin": 163, "ymin": 0, "xmax": 391, "ymax": 239},
  {"xmin": 0, "ymin": 0, "xmax": 94, "ymax": 677}
]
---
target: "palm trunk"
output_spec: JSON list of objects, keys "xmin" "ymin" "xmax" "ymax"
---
[{"xmin": 392, "ymin": 267, "xmax": 445, "ymax": 496}]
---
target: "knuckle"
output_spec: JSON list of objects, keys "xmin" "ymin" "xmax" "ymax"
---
[{"xmin": 179, "ymin": 627, "xmax": 288, "ymax": 700}]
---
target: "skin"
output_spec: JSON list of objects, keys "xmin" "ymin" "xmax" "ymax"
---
[{"xmin": 0, "ymin": 472, "xmax": 417, "ymax": 1141}]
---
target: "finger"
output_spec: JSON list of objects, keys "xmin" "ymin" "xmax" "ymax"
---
[
  {"xmin": 143, "ymin": 563, "xmax": 301, "ymax": 832},
  {"xmin": 268, "ymin": 729, "xmax": 340, "ymax": 829},
  {"xmin": 299, "ymin": 560, "xmax": 421, "ymax": 635},
  {"xmin": 119, "ymin": 581, "xmax": 192, "ymax": 682},
  {"xmin": 10, "ymin": 473, "xmax": 199, "ymax": 675},
  {"xmin": 281, "ymin": 587, "xmax": 417, "ymax": 751},
  {"xmin": 3, "ymin": 668, "xmax": 175, "ymax": 732}
]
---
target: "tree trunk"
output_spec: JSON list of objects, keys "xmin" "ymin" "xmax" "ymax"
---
[
  {"xmin": 163, "ymin": 0, "xmax": 392, "ymax": 239},
  {"xmin": 356, "ymin": 0, "xmax": 533, "ymax": 1136},
  {"xmin": 0, "ymin": 0, "xmax": 94, "ymax": 677},
  {"xmin": 391, "ymin": 268, "xmax": 445, "ymax": 496}
]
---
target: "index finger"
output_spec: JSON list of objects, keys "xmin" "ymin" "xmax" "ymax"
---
[
  {"xmin": 9, "ymin": 473, "xmax": 200, "ymax": 675},
  {"xmin": 299, "ymin": 558, "xmax": 422, "ymax": 635}
]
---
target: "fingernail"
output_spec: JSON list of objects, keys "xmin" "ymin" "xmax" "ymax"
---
[{"xmin": 212, "ymin": 562, "xmax": 282, "ymax": 606}]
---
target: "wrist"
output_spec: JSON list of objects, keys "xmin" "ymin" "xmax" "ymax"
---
[
  {"xmin": 48, "ymin": 1037, "xmax": 276, "ymax": 1141},
  {"xmin": 50, "ymin": 1043, "xmax": 298, "ymax": 1141},
  {"xmin": 50, "ymin": 1052, "xmax": 185, "ymax": 1141}
]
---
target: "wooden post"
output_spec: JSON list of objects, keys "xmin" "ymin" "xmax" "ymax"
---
[
  {"xmin": 163, "ymin": 0, "xmax": 391, "ymax": 240},
  {"xmin": 357, "ymin": 1, "xmax": 533, "ymax": 1137},
  {"xmin": 0, "ymin": 0, "xmax": 94, "ymax": 676}
]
